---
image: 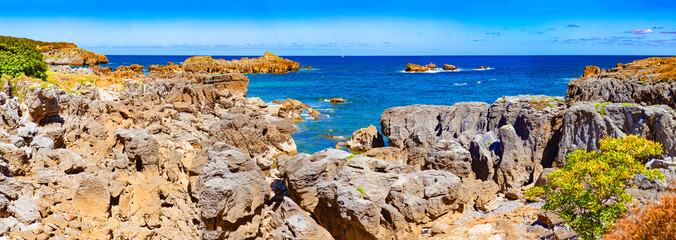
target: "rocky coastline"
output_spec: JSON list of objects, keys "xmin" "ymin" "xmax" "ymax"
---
[{"xmin": 0, "ymin": 53, "xmax": 674, "ymax": 240}]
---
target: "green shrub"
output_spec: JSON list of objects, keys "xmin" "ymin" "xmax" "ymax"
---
[
  {"xmin": 526, "ymin": 135, "xmax": 664, "ymax": 240},
  {"xmin": 0, "ymin": 36, "xmax": 48, "ymax": 80}
]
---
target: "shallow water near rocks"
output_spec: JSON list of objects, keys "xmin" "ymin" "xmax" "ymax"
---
[{"xmin": 103, "ymin": 55, "xmax": 660, "ymax": 153}]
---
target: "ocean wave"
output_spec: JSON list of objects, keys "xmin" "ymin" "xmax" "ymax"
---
[
  {"xmin": 559, "ymin": 77, "xmax": 577, "ymax": 81},
  {"xmin": 453, "ymin": 83, "xmax": 468, "ymax": 86}
]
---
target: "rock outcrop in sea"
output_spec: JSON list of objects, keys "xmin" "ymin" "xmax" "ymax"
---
[
  {"xmin": 182, "ymin": 52, "xmax": 300, "ymax": 74},
  {"xmin": 0, "ymin": 55, "xmax": 674, "ymax": 239}
]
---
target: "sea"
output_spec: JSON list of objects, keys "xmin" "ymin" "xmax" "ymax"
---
[{"xmin": 100, "ymin": 55, "xmax": 660, "ymax": 153}]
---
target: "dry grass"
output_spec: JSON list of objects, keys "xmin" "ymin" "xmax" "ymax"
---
[
  {"xmin": 46, "ymin": 71, "xmax": 125, "ymax": 92},
  {"xmin": 627, "ymin": 56, "xmax": 676, "ymax": 81},
  {"xmin": 604, "ymin": 177, "xmax": 676, "ymax": 240}
]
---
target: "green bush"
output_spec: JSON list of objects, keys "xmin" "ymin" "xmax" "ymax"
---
[
  {"xmin": 0, "ymin": 36, "xmax": 48, "ymax": 80},
  {"xmin": 526, "ymin": 135, "xmax": 664, "ymax": 240}
]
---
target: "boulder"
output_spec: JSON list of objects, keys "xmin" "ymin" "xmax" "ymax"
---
[
  {"xmin": 424, "ymin": 139, "xmax": 473, "ymax": 178},
  {"xmin": 442, "ymin": 64, "xmax": 458, "ymax": 71},
  {"xmin": 307, "ymin": 108, "xmax": 321, "ymax": 120},
  {"xmin": 265, "ymin": 197, "xmax": 334, "ymax": 240},
  {"xmin": 381, "ymin": 102, "xmax": 489, "ymax": 150},
  {"xmin": 329, "ymin": 98, "xmax": 346, "ymax": 104},
  {"xmin": 195, "ymin": 147, "xmax": 270, "ymax": 239},
  {"xmin": 582, "ymin": 65, "xmax": 600, "ymax": 77},
  {"xmin": 73, "ymin": 174, "xmax": 110, "ymax": 220},
  {"xmin": 26, "ymin": 86, "xmax": 60, "ymax": 124},
  {"xmin": 278, "ymin": 149, "xmax": 467, "ymax": 240},
  {"xmin": 278, "ymin": 99, "xmax": 310, "ymax": 121},
  {"xmin": 115, "ymin": 129, "xmax": 161, "ymax": 173},
  {"xmin": 346, "ymin": 125, "xmax": 384, "ymax": 151},
  {"xmin": 362, "ymin": 147, "xmax": 406, "ymax": 163},
  {"xmin": 209, "ymin": 113, "xmax": 297, "ymax": 168},
  {"xmin": 405, "ymin": 63, "xmax": 428, "ymax": 72},
  {"xmin": 425, "ymin": 63, "xmax": 438, "ymax": 69},
  {"xmin": 8, "ymin": 198, "xmax": 41, "ymax": 224},
  {"xmin": 538, "ymin": 210, "xmax": 564, "ymax": 228}
]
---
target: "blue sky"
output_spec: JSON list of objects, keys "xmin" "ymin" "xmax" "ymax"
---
[{"xmin": 2, "ymin": 0, "xmax": 676, "ymax": 55}]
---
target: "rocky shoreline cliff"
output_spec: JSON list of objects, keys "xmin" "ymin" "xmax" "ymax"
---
[{"xmin": 0, "ymin": 55, "xmax": 673, "ymax": 239}]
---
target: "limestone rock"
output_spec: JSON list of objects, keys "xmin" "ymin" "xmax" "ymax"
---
[
  {"xmin": 556, "ymin": 103, "xmax": 676, "ymax": 165},
  {"xmin": 8, "ymin": 198, "xmax": 41, "ymax": 224},
  {"xmin": 183, "ymin": 52, "xmax": 300, "ymax": 74},
  {"xmin": 265, "ymin": 197, "xmax": 334, "ymax": 240},
  {"xmin": 346, "ymin": 125, "xmax": 384, "ymax": 151},
  {"xmin": 381, "ymin": 102, "xmax": 489, "ymax": 150},
  {"xmin": 209, "ymin": 114, "xmax": 296, "ymax": 168},
  {"xmin": 425, "ymin": 139, "xmax": 473, "ymax": 178},
  {"xmin": 73, "ymin": 174, "xmax": 110, "ymax": 220},
  {"xmin": 277, "ymin": 99, "xmax": 310, "ymax": 121},
  {"xmin": 196, "ymin": 147, "xmax": 270, "ymax": 239},
  {"xmin": 42, "ymin": 48, "xmax": 106, "ymax": 66},
  {"xmin": 538, "ymin": 210, "xmax": 563, "ymax": 228},
  {"xmin": 362, "ymin": 147, "xmax": 406, "ymax": 163},
  {"xmin": 567, "ymin": 58, "xmax": 676, "ymax": 108},
  {"xmin": 278, "ymin": 149, "xmax": 466, "ymax": 240},
  {"xmin": 442, "ymin": 64, "xmax": 458, "ymax": 71},
  {"xmin": 582, "ymin": 66, "xmax": 600, "ymax": 77},
  {"xmin": 329, "ymin": 98, "xmax": 346, "ymax": 104},
  {"xmin": 26, "ymin": 86, "xmax": 60, "ymax": 124},
  {"xmin": 115, "ymin": 129, "xmax": 161, "ymax": 173}
]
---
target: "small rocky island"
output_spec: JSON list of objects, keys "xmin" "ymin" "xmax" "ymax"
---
[{"xmin": 0, "ymin": 36, "xmax": 674, "ymax": 239}]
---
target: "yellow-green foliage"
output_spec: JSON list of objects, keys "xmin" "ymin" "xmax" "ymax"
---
[{"xmin": 526, "ymin": 135, "xmax": 664, "ymax": 240}]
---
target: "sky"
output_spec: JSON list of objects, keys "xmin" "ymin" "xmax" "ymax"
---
[{"xmin": 1, "ymin": 0, "xmax": 676, "ymax": 55}]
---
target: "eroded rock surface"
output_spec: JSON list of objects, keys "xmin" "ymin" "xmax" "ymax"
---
[{"xmin": 278, "ymin": 149, "xmax": 468, "ymax": 240}]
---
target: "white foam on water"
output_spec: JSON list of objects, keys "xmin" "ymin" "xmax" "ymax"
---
[
  {"xmin": 400, "ymin": 67, "xmax": 493, "ymax": 73},
  {"xmin": 453, "ymin": 83, "xmax": 468, "ymax": 86}
]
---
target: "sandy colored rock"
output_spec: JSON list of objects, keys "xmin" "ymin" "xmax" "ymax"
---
[
  {"xmin": 42, "ymin": 48, "xmax": 107, "ymax": 66},
  {"xmin": 73, "ymin": 174, "xmax": 110, "ymax": 220},
  {"xmin": 346, "ymin": 125, "xmax": 384, "ymax": 151},
  {"xmin": 362, "ymin": 147, "xmax": 406, "ymax": 163},
  {"xmin": 183, "ymin": 52, "xmax": 300, "ymax": 74},
  {"xmin": 278, "ymin": 98, "xmax": 310, "ymax": 121},
  {"xmin": 329, "ymin": 98, "xmax": 346, "ymax": 104},
  {"xmin": 442, "ymin": 64, "xmax": 458, "ymax": 71}
]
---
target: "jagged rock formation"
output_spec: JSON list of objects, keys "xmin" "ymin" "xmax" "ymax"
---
[
  {"xmin": 567, "ymin": 57, "xmax": 676, "ymax": 108},
  {"xmin": 556, "ymin": 102, "xmax": 676, "ymax": 165},
  {"xmin": 1, "ymin": 55, "xmax": 675, "ymax": 240},
  {"xmin": 346, "ymin": 124, "xmax": 384, "ymax": 151},
  {"xmin": 278, "ymin": 149, "xmax": 468, "ymax": 240},
  {"xmin": 183, "ymin": 52, "xmax": 300, "ymax": 74},
  {"xmin": 42, "ymin": 48, "xmax": 108, "ymax": 66},
  {"xmin": 0, "ymin": 73, "xmax": 302, "ymax": 239},
  {"xmin": 380, "ymin": 94, "xmax": 674, "ymax": 199},
  {"xmin": 405, "ymin": 63, "xmax": 436, "ymax": 72}
]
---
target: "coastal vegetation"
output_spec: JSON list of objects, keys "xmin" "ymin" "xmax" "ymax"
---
[
  {"xmin": 0, "ymin": 36, "xmax": 48, "ymax": 80},
  {"xmin": 604, "ymin": 193, "xmax": 676, "ymax": 240},
  {"xmin": 0, "ymin": 35, "xmax": 77, "ymax": 52},
  {"xmin": 526, "ymin": 135, "xmax": 665, "ymax": 240}
]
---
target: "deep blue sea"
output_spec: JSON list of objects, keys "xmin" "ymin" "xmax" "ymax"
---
[{"xmin": 102, "ymin": 55, "xmax": 660, "ymax": 153}]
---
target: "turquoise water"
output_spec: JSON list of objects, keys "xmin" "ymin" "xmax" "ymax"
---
[{"xmin": 104, "ymin": 55, "xmax": 660, "ymax": 153}]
